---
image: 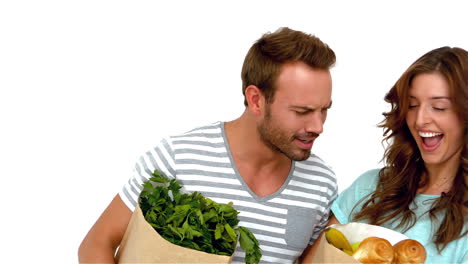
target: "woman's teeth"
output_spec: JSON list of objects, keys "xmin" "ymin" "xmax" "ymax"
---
[{"xmin": 418, "ymin": 132, "xmax": 443, "ymax": 137}]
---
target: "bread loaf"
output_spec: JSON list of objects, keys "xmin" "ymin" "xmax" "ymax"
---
[
  {"xmin": 352, "ymin": 237, "xmax": 394, "ymax": 264},
  {"xmin": 393, "ymin": 239, "xmax": 426, "ymax": 264}
]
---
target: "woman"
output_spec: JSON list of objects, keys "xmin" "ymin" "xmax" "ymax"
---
[{"xmin": 302, "ymin": 47, "xmax": 467, "ymax": 263}]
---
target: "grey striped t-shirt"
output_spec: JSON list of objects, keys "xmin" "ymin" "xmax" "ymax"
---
[{"xmin": 120, "ymin": 121, "xmax": 338, "ymax": 263}]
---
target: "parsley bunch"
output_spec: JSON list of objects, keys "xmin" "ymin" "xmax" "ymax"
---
[{"xmin": 139, "ymin": 170, "xmax": 262, "ymax": 264}]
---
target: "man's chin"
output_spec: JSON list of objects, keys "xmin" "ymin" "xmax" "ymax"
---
[
  {"xmin": 286, "ymin": 150, "xmax": 311, "ymax": 161},
  {"xmin": 292, "ymin": 156, "xmax": 310, "ymax": 161}
]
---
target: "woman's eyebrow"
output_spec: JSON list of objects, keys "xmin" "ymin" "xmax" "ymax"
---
[
  {"xmin": 430, "ymin": 96, "xmax": 451, "ymax": 100},
  {"xmin": 409, "ymin": 95, "xmax": 451, "ymax": 100}
]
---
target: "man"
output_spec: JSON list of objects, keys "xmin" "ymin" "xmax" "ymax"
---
[{"xmin": 79, "ymin": 27, "xmax": 337, "ymax": 263}]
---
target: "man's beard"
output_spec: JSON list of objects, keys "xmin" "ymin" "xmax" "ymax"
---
[{"xmin": 257, "ymin": 106, "xmax": 311, "ymax": 161}]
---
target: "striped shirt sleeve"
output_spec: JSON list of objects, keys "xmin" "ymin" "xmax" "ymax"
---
[
  {"xmin": 309, "ymin": 165, "xmax": 338, "ymax": 245},
  {"xmin": 119, "ymin": 137, "xmax": 176, "ymax": 211}
]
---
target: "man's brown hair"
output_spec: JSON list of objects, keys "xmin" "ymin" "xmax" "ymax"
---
[{"xmin": 241, "ymin": 27, "xmax": 336, "ymax": 106}]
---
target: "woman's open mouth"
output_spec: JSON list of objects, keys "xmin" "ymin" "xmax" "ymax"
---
[{"xmin": 419, "ymin": 131, "xmax": 443, "ymax": 152}]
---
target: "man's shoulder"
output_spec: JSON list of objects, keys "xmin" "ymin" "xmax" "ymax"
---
[
  {"xmin": 294, "ymin": 153, "xmax": 336, "ymax": 179},
  {"xmin": 169, "ymin": 121, "xmax": 223, "ymax": 139},
  {"xmin": 296, "ymin": 153, "xmax": 334, "ymax": 171},
  {"xmin": 140, "ymin": 122, "xmax": 223, "ymax": 155}
]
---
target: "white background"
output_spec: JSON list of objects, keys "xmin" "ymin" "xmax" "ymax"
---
[{"xmin": 1, "ymin": 1, "xmax": 467, "ymax": 263}]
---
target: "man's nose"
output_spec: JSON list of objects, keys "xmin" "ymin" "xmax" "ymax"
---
[{"xmin": 305, "ymin": 112, "xmax": 324, "ymax": 135}]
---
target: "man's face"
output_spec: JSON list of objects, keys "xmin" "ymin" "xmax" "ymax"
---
[{"xmin": 257, "ymin": 61, "xmax": 332, "ymax": 161}]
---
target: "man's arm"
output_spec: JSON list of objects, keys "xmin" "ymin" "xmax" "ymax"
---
[
  {"xmin": 78, "ymin": 194, "xmax": 132, "ymax": 263},
  {"xmin": 299, "ymin": 215, "xmax": 340, "ymax": 263}
]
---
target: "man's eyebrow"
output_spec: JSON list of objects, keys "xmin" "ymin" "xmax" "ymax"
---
[{"xmin": 289, "ymin": 101, "xmax": 333, "ymax": 111}]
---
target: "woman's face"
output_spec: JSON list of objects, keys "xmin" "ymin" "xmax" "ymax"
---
[{"xmin": 406, "ymin": 72, "xmax": 464, "ymax": 169}]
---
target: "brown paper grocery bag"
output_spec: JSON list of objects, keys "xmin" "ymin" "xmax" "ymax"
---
[
  {"xmin": 115, "ymin": 204, "xmax": 233, "ymax": 263},
  {"xmin": 311, "ymin": 235, "xmax": 360, "ymax": 263},
  {"xmin": 311, "ymin": 223, "xmax": 410, "ymax": 263}
]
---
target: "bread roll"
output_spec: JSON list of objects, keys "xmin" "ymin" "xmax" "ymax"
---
[
  {"xmin": 352, "ymin": 237, "xmax": 394, "ymax": 264},
  {"xmin": 393, "ymin": 239, "xmax": 426, "ymax": 264}
]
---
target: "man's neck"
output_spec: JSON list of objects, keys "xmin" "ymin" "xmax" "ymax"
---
[
  {"xmin": 224, "ymin": 114, "xmax": 291, "ymax": 173},
  {"xmin": 224, "ymin": 113, "xmax": 292, "ymax": 198}
]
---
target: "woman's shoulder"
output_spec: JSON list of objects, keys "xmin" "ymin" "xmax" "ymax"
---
[
  {"xmin": 331, "ymin": 168, "xmax": 382, "ymax": 223},
  {"xmin": 353, "ymin": 168, "xmax": 381, "ymax": 187}
]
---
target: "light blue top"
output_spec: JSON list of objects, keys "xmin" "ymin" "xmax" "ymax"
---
[{"xmin": 332, "ymin": 169, "xmax": 467, "ymax": 264}]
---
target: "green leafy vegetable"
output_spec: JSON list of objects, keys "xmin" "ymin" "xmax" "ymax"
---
[{"xmin": 139, "ymin": 170, "xmax": 262, "ymax": 264}]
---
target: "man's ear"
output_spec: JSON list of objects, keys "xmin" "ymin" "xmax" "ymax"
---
[{"xmin": 245, "ymin": 85, "xmax": 265, "ymax": 116}]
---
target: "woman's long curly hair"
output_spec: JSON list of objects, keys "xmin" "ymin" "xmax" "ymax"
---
[{"xmin": 353, "ymin": 47, "xmax": 468, "ymax": 252}]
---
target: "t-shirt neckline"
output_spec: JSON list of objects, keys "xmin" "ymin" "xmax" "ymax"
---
[{"xmin": 219, "ymin": 121, "xmax": 295, "ymax": 202}]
